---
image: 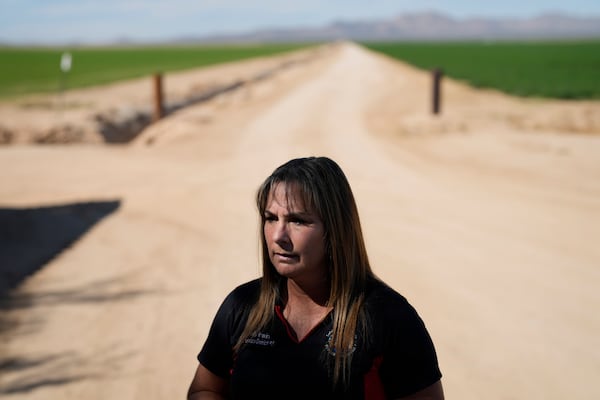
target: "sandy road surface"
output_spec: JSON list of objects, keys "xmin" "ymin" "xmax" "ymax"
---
[{"xmin": 1, "ymin": 42, "xmax": 599, "ymax": 399}]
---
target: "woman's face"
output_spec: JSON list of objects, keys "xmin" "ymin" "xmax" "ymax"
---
[{"xmin": 263, "ymin": 183, "xmax": 327, "ymax": 283}]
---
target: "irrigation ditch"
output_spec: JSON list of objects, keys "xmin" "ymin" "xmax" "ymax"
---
[{"xmin": 0, "ymin": 48, "xmax": 326, "ymax": 145}]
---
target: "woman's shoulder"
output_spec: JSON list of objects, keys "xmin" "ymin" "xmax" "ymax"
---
[
  {"xmin": 364, "ymin": 278, "xmax": 419, "ymax": 321},
  {"xmin": 223, "ymin": 278, "xmax": 262, "ymax": 307},
  {"xmin": 212, "ymin": 279, "xmax": 262, "ymax": 328},
  {"xmin": 365, "ymin": 278, "xmax": 408, "ymax": 305}
]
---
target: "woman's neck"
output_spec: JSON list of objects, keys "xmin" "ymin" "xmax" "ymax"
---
[
  {"xmin": 283, "ymin": 278, "xmax": 332, "ymax": 341},
  {"xmin": 285, "ymin": 276, "xmax": 330, "ymax": 308}
]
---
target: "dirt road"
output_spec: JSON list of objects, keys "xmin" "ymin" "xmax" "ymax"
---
[{"xmin": 1, "ymin": 42, "xmax": 599, "ymax": 399}]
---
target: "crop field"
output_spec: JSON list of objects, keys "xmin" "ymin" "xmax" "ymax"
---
[
  {"xmin": 364, "ymin": 40, "xmax": 600, "ymax": 99},
  {"xmin": 0, "ymin": 43, "xmax": 311, "ymax": 98}
]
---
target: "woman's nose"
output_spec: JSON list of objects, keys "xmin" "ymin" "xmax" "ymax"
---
[{"xmin": 273, "ymin": 221, "xmax": 290, "ymax": 246}]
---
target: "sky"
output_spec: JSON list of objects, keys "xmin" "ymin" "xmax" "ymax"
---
[{"xmin": 1, "ymin": 0, "xmax": 599, "ymax": 45}]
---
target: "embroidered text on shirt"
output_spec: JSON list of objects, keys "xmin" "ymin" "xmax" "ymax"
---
[{"xmin": 245, "ymin": 332, "xmax": 276, "ymax": 346}]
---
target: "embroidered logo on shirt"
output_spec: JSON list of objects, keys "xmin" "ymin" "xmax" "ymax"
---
[
  {"xmin": 245, "ymin": 332, "xmax": 276, "ymax": 346},
  {"xmin": 324, "ymin": 330, "xmax": 357, "ymax": 356}
]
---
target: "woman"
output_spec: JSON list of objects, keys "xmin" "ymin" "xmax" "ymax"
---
[{"xmin": 188, "ymin": 157, "xmax": 443, "ymax": 399}]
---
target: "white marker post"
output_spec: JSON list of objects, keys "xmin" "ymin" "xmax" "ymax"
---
[
  {"xmin": 58, "ymin": 52, "xmax": 72, "ymax": 111},
  {"xmin": 60, "ymin": 52, "xmax": 72, "ymax": 73},
  {"xmin": 59, "ymin": 52, "xmax": 72, "ymax": 98}
]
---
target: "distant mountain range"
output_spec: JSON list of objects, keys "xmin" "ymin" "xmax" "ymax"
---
[{"xmin": 179, "ymin": 11, "xmax": 600, "ymax": 43}]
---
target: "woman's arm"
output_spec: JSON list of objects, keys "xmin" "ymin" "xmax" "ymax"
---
[
  {"xmin": 397, "ymin": 380, "xmax": 444, "ymax": 400},
  {"xmin": 187, "ymin": 363, "xmax": 229, "ymax": 400}
]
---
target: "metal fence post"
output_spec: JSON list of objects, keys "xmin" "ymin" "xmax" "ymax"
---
[
  {"xmin": 432, "ymin": 68, "xmax": 443, "ymax": 115},
  {"xmin": 153, "ymin": 73, "xmax": 164, "ymax": 121}
]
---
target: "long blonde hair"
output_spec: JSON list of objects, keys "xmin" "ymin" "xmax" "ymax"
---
[{"xmin": 234, "ymin": 157, "xmax": 375, "ymax": 387}]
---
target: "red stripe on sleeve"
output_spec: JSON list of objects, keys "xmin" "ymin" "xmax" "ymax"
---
[{"xmin": 364, "ymin": 355, "xmax": 386, "ymax": 400}]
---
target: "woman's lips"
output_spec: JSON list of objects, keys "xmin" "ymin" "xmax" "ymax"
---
[{"xmin": 274, "ymin": 252, "xmax": 298, "ymax": 262}]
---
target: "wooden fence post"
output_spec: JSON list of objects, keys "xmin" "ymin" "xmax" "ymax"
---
[
  {"xmin": 432, "ymin": 68, "xmax": 443, "ymax": 115},
  {"xmin": 153, "ymin": 73, "xmax": 164, "ymax": 122}
]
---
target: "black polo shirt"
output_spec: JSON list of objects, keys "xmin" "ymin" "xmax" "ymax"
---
[{"xmin": 198, "ymin": 278, "xmax": 441, "ymax": 399}]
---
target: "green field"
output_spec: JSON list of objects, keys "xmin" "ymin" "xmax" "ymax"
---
[
  {"xmin": 0, "ymin": 44, "xmax": 311, "ymax": 98},
  {"xmin": 364, "ymin": 40, "xmax": 600, "ymax": 99},
  {"xmin": 3, "ymin": 41, "xmax": 599, "ymax": 100}
]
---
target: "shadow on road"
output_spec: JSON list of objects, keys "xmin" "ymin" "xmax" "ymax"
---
[
  {"xmin": 1, "ymin": 272, "xmax": 156, "ymax": 311},
  {"xmin": 0, "ymin": 353, "xmax": 89, "ymax": 395},
  {"xmin": 0, "ymin": 200, "xmax": 121, "ymax": 296},
  {"xmin": 0, "ymin": 346, "xmax": 136, "ymax": 395},
  {"xmin": 0, "ymin": 200, "xmax": 157, "ymax": 394}
]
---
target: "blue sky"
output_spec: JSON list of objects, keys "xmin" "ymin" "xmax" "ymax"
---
[{"xmin": 1, "ymin": 0, "xmax": 599, "ymax": 44}]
